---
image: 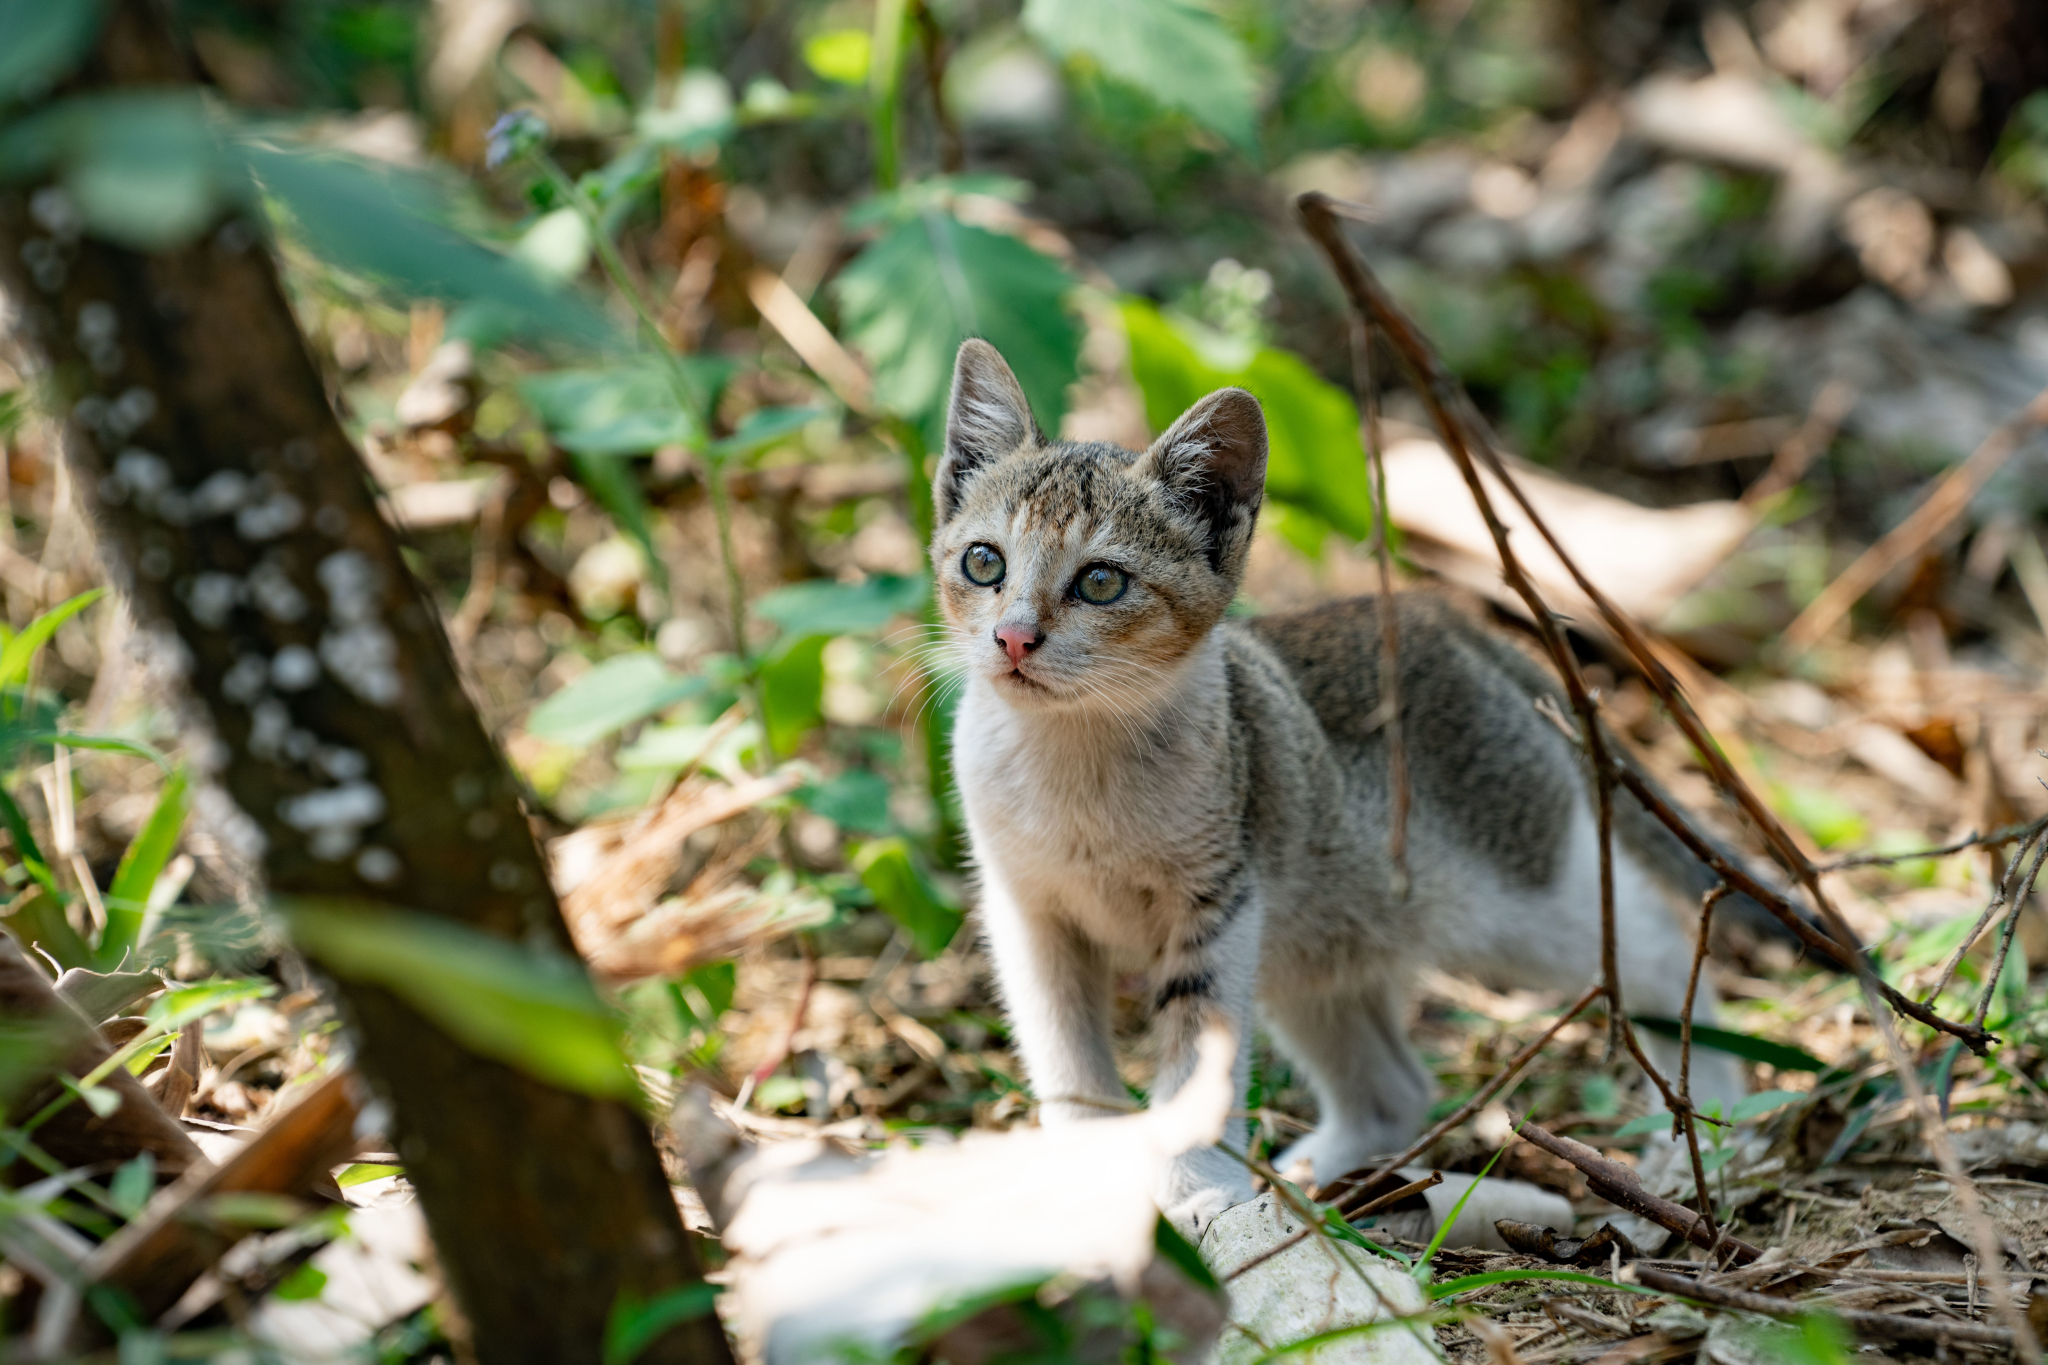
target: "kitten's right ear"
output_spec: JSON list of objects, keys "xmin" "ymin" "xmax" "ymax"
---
[{"xmin": 936, "ymin": 340, "xmax": 1038, "ymax": 524}]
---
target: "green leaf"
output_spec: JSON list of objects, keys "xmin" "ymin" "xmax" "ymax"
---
[
  {"xmin": 753, "ymin": 575, "xmax": 928, "ymax": 640},
  {"xmin": 759, "ymin": 635, "xmax": 827, "ymax": 758},
  {"xmin": 98, "ymin": 767, "xmax": 187, "ymax": 969},
  {"xmin": 145, "ymin": 977, "xmax": 276, "ymax": 1033},
  {"xmin": 0, "ymin": 589, "xmax": 103, "ymax": 695},
  {"xmin": 242, "ymin": 142, "xmax": 616, "ymax": 348},
  {"xmin": 272, "ymin": 1263, "xmax": 329, "ymax": 1302},
  {"xmin": 1613, "ymin": 1112, "xmax": 1676, "ymax": 1139},
  {"xmin": 0, "ymin": 0, "xmax": 104, "ymax": 106},
  {"xmin": 0, "ymin": 785, "xmax": 54, "ymax": 892},
  {"xmin": 804, "ymin": 29, "xmax": 873, "ymax": 85},
  {"xmin": 73, "ymin": 1080, "xmax": 120, "ymax": 1118},
  {"xmin": 108, "ymin": 1152, "xmax": 154, "ymax": 1219},
  {"xmin": 336, "ymin": 1162, "xmax": 404, "ymax": 1188},
  {"xmin": 1152, "ymin": 1214, "xmax": 1220, "ymax": 1291},
  {"xmin": 521, "ymin": 360, "xmax": 717, "ymax": 457},
  {"xmin": 53, "ymin": 966, "xmax": 163, "ymax": 1024},
  {"xmin": 280, "ymin": 898, "xmax": 638, "ymax": 1101},
  {"xmin": 526, "ymin": 654, "xmax": 704, "ymax": 749},
  {"xmin": 709, "ymin": 406, "xmax": 827, "ymax": 464},
  {"xmin": 1771, "ymin": 784, "xmax": 1867, "ymax": 850},
  {"xmin": 853, "ymin": 838, "xmax": 962, "ymax": 958},
  {"xmin": 26, "ymin": 731, "xmax": 172, "ymax": 771},
  {"xmin": 800, "ymin": 770, "xmax": 893, "ymax": 834},
  {"xmin": 1022, "ymin": 0, "xmax": 1259, "ymax": 149},
  {"xmin": 1122, "ymin": 302, "xmax": 1375, "ymax": 540},
  {"xmin": 1630, "ymin": 1017, "xmax": 1828, "ymax": 1073},
  {"xmin": 567, "ymin": 452, "xmax": 663, "ymax": 593},
  {"xmin": 833, "ymin": 210, "xmax": 1080, "ymax": 446},
  {"xmin": 0, "ymin": 95, "xmax": 232, "ymax": 250},
  {"xmin": 1731, "ymin": 1088, "xmax": 1807, "ymax": 1123},
  {"xmin": 603, "ymin": 1282, "xmax": 722, "ymax": 1365}
]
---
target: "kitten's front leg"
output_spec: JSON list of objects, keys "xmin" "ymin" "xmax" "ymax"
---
[
  {"xmin": 978, "ymin": 875, "xmax": 1123, "ymax": 1124},
  {"xmin": 1151, "ymin": 883, "xmax": 1264, "ymax": 1235}
]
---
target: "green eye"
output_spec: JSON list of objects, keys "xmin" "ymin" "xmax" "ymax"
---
[
  {"xmin": 962, "ymin": 544, "xmax": 1005, "ymax": 586},
  {"xmin": 1075, "ymin": 564, "xmax": 1128, "ymax": 604}
]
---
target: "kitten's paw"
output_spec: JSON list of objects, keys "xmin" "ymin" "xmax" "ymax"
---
[{"xmin": 1163, "ymin": 1184, "xmax": 1239, "ymax": 1240}]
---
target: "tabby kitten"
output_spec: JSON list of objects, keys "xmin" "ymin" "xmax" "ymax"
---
[{"xmin": 933, "ymin": 340, "xmax": 1743, "ymax": 1230}]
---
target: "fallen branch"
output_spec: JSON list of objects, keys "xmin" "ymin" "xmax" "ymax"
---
[
  {"xmin": 1632, "ymin": 1266, "xmax": 2012, "ymax": 1349},
  {"xmin": 1512, "ymin": 1119, "xmax": 1762, "ymax": 1265}
]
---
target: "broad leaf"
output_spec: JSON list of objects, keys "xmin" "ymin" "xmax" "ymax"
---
[
  {"xmin": 526, "ymin": 654, "xmax": 704, "ymax": 749},
  {"xmin": 1731, "ymin": 1088, "xmax": 1806, "ymax": 1123},
  {"xmin": 833, "ymin": 210, "xmax": 1080, "ymax": 446},
  {"xmin": 854, "ymin": 838, "xmax": 962, "ymax": 958},
  {"xmin": 53, "ymin": 966, "xmax": 162, "ymax": 1024},
  {"xmin": 0, "ymin": 95, "xmax": 232, "ymax": 250},
  {"xmin": 1123, "ymin": 301, "xmax": 1376, "ymax": 541},
  {"xmin": 709, "ymin": 406, "xmax": 827, "ymax": 463},
  {"xmin": 281, "ymin": 898, "xmax": 638, "ymax": 1101},
  {"xmin": 759, "ymin": 635, "xmax": 827, "ymax": 758},
  {"xmin": 1022, "ymin": 0, "xmax": 1259, "ymax": 149},
  {"xmin": 242, "ymin": 142, "xmax": 615, "ymax": 348},
  {"xmin": 800, "ymin": 770, "xmax": 893, "ymax": 834},
  {"xmin": 0, "ymin": 0, "xmax": 104, "ymax": 107},
  {"xmin": 753, "ymin": 574, "xmax": 928, "ymax": 640},
  {"xmin": 521, "ymin": 360, "xmax": 717, "ymax": 457}
]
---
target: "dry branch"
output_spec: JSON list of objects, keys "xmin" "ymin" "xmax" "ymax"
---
[{"xmin": 1512, "ymin": 1119, "xmax": 1762, "ymax": 1264}]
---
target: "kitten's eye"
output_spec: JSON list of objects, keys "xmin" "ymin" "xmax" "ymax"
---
[
  {"xmin": 1074, "ymin": 564, "xmax": 1129, "ymax": 604},
  {"xmin": 962, "ymin": 544, "xmax": 1006, "ymax": 587}
]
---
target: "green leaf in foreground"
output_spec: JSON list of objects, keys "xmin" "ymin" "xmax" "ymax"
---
[
  {"xmin": 1629, "ymin": 1017, "xmax": 1828, "ymax": 1073},
  {"xmin": 1022, "ymin": 0, "xmax": 1259, "ymax": 149},
  {"xmin": 0, "ymin": 589, "xmax": 105, "ymax": 694},
  {"xmin": 145, "ymin": 977, "xmax": 276, "ymax": 1033},
  {"xmin": 280, "ymin": 898, "xmax": 637, "ymax": 1100},
  {"xmin": 0, "ymin": 0, "xmax": 104, "ymax": 107},
  {"xmin": 853, "ymin": 838, "xmax": 962, "ymax": 958},
  {"xmin": 99, "ymin": 766, "xmax": 188, "ymax": 969},
  {"xmin": 603, "ymin": 1282, "xmax": 721, "ymax": 1365},
  {"xmin": 525, "ymin": 653, "xmax": 704, "ymax": 749},
  {"xmin": 759, "ymin": 635, "xmax": 827, "ymax": 758},
  {"xmin": 833, "ymin": 210, "xmax": 1080, "ymax": 446}
]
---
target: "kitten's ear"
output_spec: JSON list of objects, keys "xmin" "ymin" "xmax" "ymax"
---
[
  {"xmin": 936, "ymin": 340, "xmax": 1039, "ymax": 524},
  {"xmin": 1139, "ymin": 387, "xmax": 1268, "ymax": 571}
]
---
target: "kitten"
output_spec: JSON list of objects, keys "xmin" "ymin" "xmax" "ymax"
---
[{"xmin": 932, "ymin": 339, "xmax": 1746, "ymax": 1231}]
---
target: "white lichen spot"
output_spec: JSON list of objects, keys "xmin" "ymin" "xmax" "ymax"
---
[
  {"xmin": 20, "ymin": 238, "xmax": 67, "ymax": 293},
  {"xmin": 237, "ymin": 492, "xmax": 304, "ymax": 540},
  {"xmin": 488, "ymin": 860, "xmax": 525, "ymax": 890},
  {"xmin": 355, "ymin": 845, "xmax": 402, "ymax": 884},
  {"xmin": 191, "ymin": 470, "xmax": 249, "ymax": 517},
  {"xmin": 314, "ymin": 504, "xmax": 349, "ymax": 538},
  {"xmin": 138, "ymin": 544, "xmax": 172, "ymax": 581},
  {"xmin": 113, "ymin": 449, "xmax": 171, "ymax": 503},
  {"xmin": 221, "ymin": 653, "xmax": 269, "ymax": 704},
  {"xmin": 318, "ymin": 746, "xmax": 368, "ymax": 782},
  {"xmin": 110, "ymin": 387, "xmax": 155, "ymax": 434},
  {"xmin": 249, "ymin": 698, "xmax": 292, "ymax": 760},
  {"xmin": 29, "ymin": 186, "xmax": 80, "ymax": 241},
  {"xmin": 270, "ymin": 644, "xmax": 319, "ymax": 691},
  {"xmin": 246, "ymin": 556, "xmax": 308, "ymax": 623},
  {"xmin": 75, "ymin": 301, "xmax": 122, "ymax": 375},
  {"xmin": 183, "ymin": 573, "xmax": 243, "ymax": 630},
  {"xmin": 154, "ymin": 489, "xmax": 194, "ymax": 526},
  {"xmin": 283, "ymin": 728, "xmax": 317, "ymax": 762},
  {"xmin": 315, "ymin": 550, "xmax": 402, "ymax": 705},
  {"xmin": 279, "ymin": 781, "xmax": 387, "ymax": 862},
  {"xmin": 465, "ymin": 810, "xmax": 498, "ymax": 840},
  {"xmin": 452, "ymin": 773, "xmax": 486, "ymax": 808}
]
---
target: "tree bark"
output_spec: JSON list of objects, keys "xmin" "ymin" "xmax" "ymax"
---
[{"xmin": 0, "ymin": 6, "xmax": 732, "ymax": 1362}]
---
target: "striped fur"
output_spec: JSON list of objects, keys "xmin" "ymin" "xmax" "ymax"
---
[{"xmin": 934, "ymin": 341, "xmax": 1741, "ymax": 1233}]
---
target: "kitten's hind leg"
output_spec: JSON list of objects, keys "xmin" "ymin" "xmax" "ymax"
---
[{"xmin": 1265, "ymin": 980, "xmax": 1432, "ymax": 1188}]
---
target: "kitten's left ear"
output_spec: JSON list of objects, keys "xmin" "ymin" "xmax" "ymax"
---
[{"xmin": 1138, "ymin": 387, "xmax": 1268, "ymax": 571}]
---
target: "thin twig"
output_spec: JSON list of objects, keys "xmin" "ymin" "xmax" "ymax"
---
[
  {"xmin": 1974, "ymin": 834, "xmax": 2048, "ymax": 1030},
  {"xmin": 1513, "ymin": 1119, "xmax": 1761, "ymax": 1264},
  {"xmin": 1924, "ymin": 822, "xmax": 2046, "ymax": 1005},
  {"xmin": 1677, "ymin": 885, "xmax": 1730, "ymax": 1241},
  {"xmin": 1349, "ymin": 315, "xmax": 1409, "ymax": 897},
  {"xmin": 1818, "ymin": 813, "xmax": 2048, "ymax": 871}
]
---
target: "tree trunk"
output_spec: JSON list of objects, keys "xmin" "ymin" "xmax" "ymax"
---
[{"xmin": 0, "ymin": 6, "xmax": 732, "ymax": 1362}]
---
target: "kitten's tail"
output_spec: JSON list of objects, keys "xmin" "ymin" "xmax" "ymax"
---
[{"xmin": 1464, "ymin": 620, "xmax": 1838, "ymax": 966}]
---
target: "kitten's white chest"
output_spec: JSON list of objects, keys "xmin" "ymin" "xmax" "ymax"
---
[{"xmin": 954, "ymin": 683, "xmax": 1233, "ymax": 955}]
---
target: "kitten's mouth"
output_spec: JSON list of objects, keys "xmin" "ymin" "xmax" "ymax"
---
[{"xmin": 1000, "ymin": 665, "xmax": 1050, "ymax": 692}]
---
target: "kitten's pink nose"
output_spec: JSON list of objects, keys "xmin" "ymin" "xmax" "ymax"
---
[{"xmin": 995, "ymin": 624, "xmax": 1041, "ymax": 667}]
